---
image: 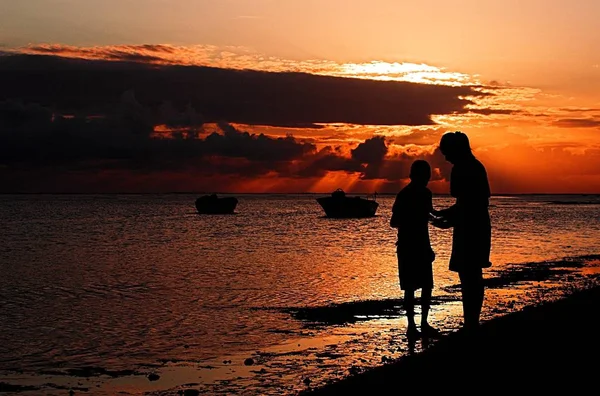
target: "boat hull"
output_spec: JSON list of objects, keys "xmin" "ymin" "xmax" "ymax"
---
[
  {"xmin": 195, "ymin": 196, "xmax": 238, "ymax": 214},
  {"xmin": 317, "ymin": 196, "xmax": 378, "ymax": 218}
]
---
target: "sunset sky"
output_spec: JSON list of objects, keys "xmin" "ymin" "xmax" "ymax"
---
[{"xmin": 1, "ymin": 0, "xmax": 599, "ymax": 193}]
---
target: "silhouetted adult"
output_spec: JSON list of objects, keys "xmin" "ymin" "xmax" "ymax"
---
[{"xmin": 434, "ymin": 132, "xmax": 491, "ymax": 333}]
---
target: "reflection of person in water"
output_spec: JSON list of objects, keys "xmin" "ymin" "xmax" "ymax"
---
[
  {"xmin": 432, "ymin": 131, "xmax": 492, "ymax": 333},
  {"xmin": 391, "ymin": 160, "xmax": 441, "ymax": 340}
]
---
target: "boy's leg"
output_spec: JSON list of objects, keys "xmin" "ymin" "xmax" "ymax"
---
[
  {"xmin": 404, "ymin": 289, "xmax": 420, "ymax": 339},
  {"xmin": 420, "ymin": 288, "xmax": 441, "ymax": 338}
]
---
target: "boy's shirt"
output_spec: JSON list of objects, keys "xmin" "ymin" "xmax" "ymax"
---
[{"xmin": 391, "ymin": 182, "xmax": 434, "ymax": 261}]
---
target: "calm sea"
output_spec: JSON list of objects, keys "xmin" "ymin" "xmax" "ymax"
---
[{"xmin": 1, "ymin": 194, "xmax": 599, "ymax": 395}]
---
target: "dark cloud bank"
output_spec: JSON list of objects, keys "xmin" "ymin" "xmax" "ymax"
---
[
  {"xmin": 0, "ymin": 54, "xmax": 464, "ymax": 192},
  {"xmin": 0, "ymin": 53, "xmax": 501, "ymax": 127}
]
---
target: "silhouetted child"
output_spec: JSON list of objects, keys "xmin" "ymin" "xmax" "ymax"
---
[{"xmin": 390, "ymin": 160, "xmax": 440, "ymax": 340}]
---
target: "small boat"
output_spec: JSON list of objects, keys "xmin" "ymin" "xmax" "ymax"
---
[
  {"xmin": 195, "ymin": 194, "xmax": 238, "ymax": 214},
  {"xmin": 316, "ymin": 189, "xmax": 378, "ymax": 218}
]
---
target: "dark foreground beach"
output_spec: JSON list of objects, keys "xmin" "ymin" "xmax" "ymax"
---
[{"xmin": 305, "ymin": 284, "xmax": 600, "ymax": 395}]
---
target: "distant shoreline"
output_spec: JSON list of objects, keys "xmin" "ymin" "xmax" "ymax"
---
[{"xmin": 1, "ymin": 192, "xmax": 600, "ymax": 196}]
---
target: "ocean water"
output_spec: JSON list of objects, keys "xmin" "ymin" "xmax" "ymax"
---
[{"xmin": 1, "ymin": 194, "xmax": 599, "ymax": 395}]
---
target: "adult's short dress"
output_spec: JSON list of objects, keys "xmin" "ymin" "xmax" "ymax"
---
[{"xmin": 447, "ymin": 157, "xmax": 492, "ymax": 273}]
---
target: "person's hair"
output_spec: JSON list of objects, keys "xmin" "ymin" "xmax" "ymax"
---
[
  {"xmin": 409, "ymin": 159, "xmax": 431, "ymax": 180},
  {"xmin": 439, "ymin": 131, "xmax": 473, "ymax": 157}
]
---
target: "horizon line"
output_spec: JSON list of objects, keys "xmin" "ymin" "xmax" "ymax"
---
[{"xmin": 1, "ymin": 192, "xmax": 599, "ymax": 196}]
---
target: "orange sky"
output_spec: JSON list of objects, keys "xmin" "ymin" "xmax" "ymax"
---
[{"xmin": 1, "ymin": 1, "xmax": 599, "ymax": 193}]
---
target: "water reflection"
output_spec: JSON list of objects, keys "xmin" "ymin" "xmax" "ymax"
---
[{"xmin": 0, "ymin": 194, "xmax": 599, "ymax": 394}]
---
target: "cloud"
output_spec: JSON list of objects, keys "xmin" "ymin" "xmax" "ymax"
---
[
  {"xmin": 552, "ymin": 118, "xmax": 600, "ymax": 128},
  {"xmin": 4, "ymin": 47, "xmax": 590, "ymax": 193},
  {"xmin": 350, "ymin": 136, "xmax": 389, "ymax": 178},
  {"xmin": 0, "ymin": 94, "xmax": 456, "ymax": 192},
  {"xmin": 295, "ymin": 137, "xmax": 451, "ymax": 183},
  {"xmin": 0, "ymin": 96, "xmax": 315, "ymax": 174},
  {"xmin": 559, "ymin": 107, "xmax": 600, "ymax": 113},
  {"xmin": 5, "ymin": 93, "xmax": 599, "ymax": 194},
  {"xmin": 351, "ymin": 136, "xmax": 388, "ymax": 164},
  {"xmin": 392, "ymin": 127, "xmax": 446, "ymax": 145},
  {"xmin": 295, "ymin": 146, "xmax": 363, "ymax": 178},
  {"xmin": 0, "ymin": 54, "xmax": 492, "ymax": 128},
  {"xmin": 27, "ymin": 44, "xmax": 168, "ymax": 63},
  {"xmin": 377, "ymin": 148, "xmax": 450, "ymax": 182},
  {"xmin": 206, "ymin": 122, "xmax": 315, "ymax": 162},
  {"xmin": 16, "ymin": 44, "xmax": 478, "ymax": 86},
  {"xmin": 22, "ymin": 43, "xmax": 177, "ymax": 58},
  {"xmin": 467, "ymin": 108, "xmax": 517, "ymax": 116}
]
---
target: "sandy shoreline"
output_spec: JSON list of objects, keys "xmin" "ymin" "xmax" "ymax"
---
[{"xmin": 304, "ymin": 282, "xmax": 600, "ymax": 394}]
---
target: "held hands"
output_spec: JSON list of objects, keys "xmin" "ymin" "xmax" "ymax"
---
[{"xmin": 429, "ymin": 213, "xmax": 453, "ymax": 229}]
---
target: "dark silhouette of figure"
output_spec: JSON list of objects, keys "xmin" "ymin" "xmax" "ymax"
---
[
  {"xmin": 391, "ymin": 160, "xmax": 441, "ymax": 340},
  {"xmin": 433, "ymin": 131, "xmax": 491, "ymax": 333}
]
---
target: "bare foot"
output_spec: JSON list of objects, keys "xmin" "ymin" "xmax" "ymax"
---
[
  {"xmin": 407, "ymin": 325, "xmax": 421, "ymax": 341},
  {"xmin": 422, "ymin": 323, "xmax": 443, "ymax": 339}
]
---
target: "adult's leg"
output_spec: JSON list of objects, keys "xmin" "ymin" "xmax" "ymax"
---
[
  {"xmin": 421, "ymin": 287, "xmax": 431, "ymax": 326},
  {"xmin": 459, "ymin": 267, "xmax": 484, "ymax": 330},
  {"xmin": 473, "ymin": 268, "xmax": 484, "ymax": 323}
]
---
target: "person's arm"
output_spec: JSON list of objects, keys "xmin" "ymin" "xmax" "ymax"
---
[
  {"xmin": 430, "ymin": 198, "xmax": 457, "ymax": 229},
  {"xmin": 428, "ymin": 190, "xmax": 443, "ymax": 217},
  {"xmin": 434, "ymin": 165, "xmax": 460, "ymax": 220},
  {"xmin": 435, "ymin": 204, "xmax": 457, "ymax": 218},
  {"xmin": 432, "ymin": 209, "xmax": 454, "ymax": 228},
  {"xmin": 390, "ymin": 194, "xmax": 403, "ymax": 228}
]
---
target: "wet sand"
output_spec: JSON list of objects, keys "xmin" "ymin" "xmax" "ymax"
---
[{"xmin": 305, "ymin": 284, "xmax": 600, "ymax": 394}]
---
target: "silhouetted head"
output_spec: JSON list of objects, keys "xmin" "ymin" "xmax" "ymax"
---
[
  {"xmin": 439, "ymin": 131, "xmax": 473, "ymax": 164},
  {"xmin": 409, "ymin": 160, "xmax": 431, "ymax": 186}
]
